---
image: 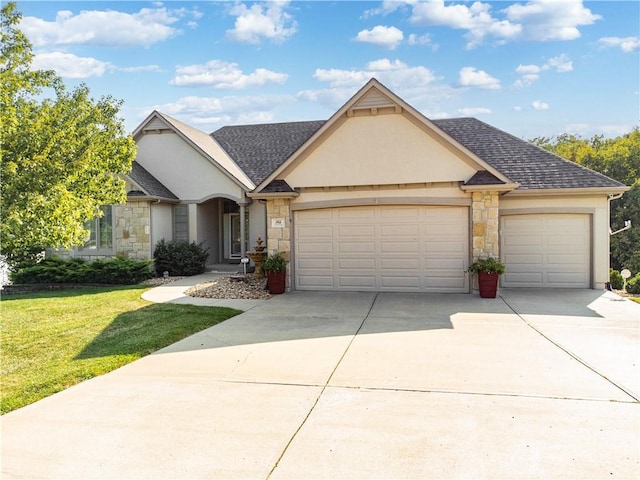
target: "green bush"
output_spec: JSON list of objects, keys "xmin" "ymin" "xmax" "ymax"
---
[
  {"xmin": 610, "ymin": 269, "xmax": 624, "ymax": 290},
  {"xmin": 261, "ymin": 252, "xmax": 288, "ymax": 273},
  {"xmin": 153, "ymin": 239, "xmax": 209, "ymax": 276},
  {"xmin": 626, "ymin": 272, "xmax": 640, "ymax": 295},
  {"xmin": 9, "ymin": 256, "xmax": 152, "ymax": 285}
]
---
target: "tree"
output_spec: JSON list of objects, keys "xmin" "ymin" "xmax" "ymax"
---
[
  {"xmin": 531, "ymin": 128, "xmax": 640, "ymax": 273},
  {"xmin": 0, "ymin": 2, "xmax": 136, "ymax": 265}
]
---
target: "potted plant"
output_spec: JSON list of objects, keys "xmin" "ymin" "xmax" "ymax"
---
[
  {"xmin": 261, "ymin": 252, "xmax": 288, "ymax": 294},
  {"xmin": 467, "ymin": 257, "xmax": 505, "ymax": 298}
]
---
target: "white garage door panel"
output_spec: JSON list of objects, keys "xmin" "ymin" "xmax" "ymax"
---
[
  {"xmin": 295, "ymin": 205, "xmax": 469, "ymax": 292},
  {"xmin": 501, "ymin": 214, "xmax": 590, "ymax": 288}
]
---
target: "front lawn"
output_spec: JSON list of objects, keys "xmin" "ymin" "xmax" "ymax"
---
[{"xmin": 1, "ymin": 286, "xmax": 241, "ymax": 414}]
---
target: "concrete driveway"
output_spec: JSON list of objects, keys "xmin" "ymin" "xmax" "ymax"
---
[{"xmin": 2, "ymin": 289, "xmax": 639, "ymax": 479}]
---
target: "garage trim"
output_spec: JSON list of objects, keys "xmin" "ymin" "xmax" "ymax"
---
[{"xmin": 290, "ymin": 197, "xmax": 471, "ymax": 212}]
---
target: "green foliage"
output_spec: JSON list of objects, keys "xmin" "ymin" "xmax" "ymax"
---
[
  {"xmin": 9, "ymin": 256, "xmax": 152, "ymax": 285},
  {"xmin": 0, "ymin": 3, "xmax": 137, "ymax": 261},
  {"xmin": 467, "ymin": 257, "xmax": 505, "ymax": 275},
  {"xmin": 609, "ymin": 269, "xmax": 624, "ymax": 290},
  {"xmin": 626, "ymin": 273, "xmax": 640, "ymax": 295},
  {"xmin": 531, "ymin": 127, "xmax": 640, "ymax": 273},
  {"xmin": 261, "ymin": 252, "xmax": 288, "ymax": 273},
  {"xmin": 153, "ymin": 239, "xmax": 209, "ymax": 276}
]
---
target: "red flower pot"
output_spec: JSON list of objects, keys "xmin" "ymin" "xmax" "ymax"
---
[
  {"xmin": 266, "ymin": 270, "xmax": 286, "ymax": 294},
  {"xmin": 478, "ymin": 271, "xmax": 499, "ymax": 298}
]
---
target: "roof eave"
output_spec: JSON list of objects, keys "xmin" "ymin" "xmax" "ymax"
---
[
  {"xmin": 460, "ymin": 182, "xmax": 520, "ymax": 193},
  {"xmin": 247, "ymin": 191, "xmax": 300, "ymax": 199},
  {"xmin": 126, "ymin": 193, "xmax": 181, "ymax": 204},
  {"xmin": 504, "ymin": 186, "xmax": 630, "ymax": 196}
]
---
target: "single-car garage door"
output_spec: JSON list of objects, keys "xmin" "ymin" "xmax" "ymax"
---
[
  {"xmin": 294, "ymin": 205, "xmax": 469, "ymax": 292},
  {"xmin": 501, "ymin": 214, "xmax": 591, "ymax": 288}
]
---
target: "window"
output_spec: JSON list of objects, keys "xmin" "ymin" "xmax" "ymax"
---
[
  {"xmin": 84, "ymin": 205, "xmax": 113, "ymax": 251},
  {"xmin": 173, "ymin": 205, "xmax": 189, "ymax": 243}
]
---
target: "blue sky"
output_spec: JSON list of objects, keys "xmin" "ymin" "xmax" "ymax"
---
[{"xmin": 17, "ymin": 1, "xmax": 640, "ymax": 139}]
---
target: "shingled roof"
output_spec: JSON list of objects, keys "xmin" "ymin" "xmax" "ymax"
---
[
  {"xmin": 433, "ymin": 118, "xmax": 626, "ymax": 190},
  {"xmin": 128, "ymin": 161, "xmax": 178, "ymax": 200},
  {"xmin": 209, "ymin": 116, "xmax": 624, "ymax": 192},
  {"xmin": 211, "ymin": 120, "xmax": 326, "ymax": 186}
]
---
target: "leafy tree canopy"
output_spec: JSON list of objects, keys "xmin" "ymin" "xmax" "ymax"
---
[
  {"xmin": 1, "ymin": 2, "xmax": 136, "ymax": 264},
  {"xmin": 531, "ymin": 127, "xmax": 640, "ymax": 273}
]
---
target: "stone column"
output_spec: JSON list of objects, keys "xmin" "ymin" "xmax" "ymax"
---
[
  {"xmin": 266, "ymin": 198, "xmax": 292, "ymax": 291},
  {"xmin": 471, "ymin": 191, "xmax": 500, "ymax": 259},
  {"xmin": 266, "ymin": 198, "xmax": 291, "ymax": 258}
]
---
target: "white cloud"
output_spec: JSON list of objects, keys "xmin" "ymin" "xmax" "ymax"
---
[
  {"xmin": 513, "ymin": 54, "xmax": 572, "ymax": 88},
  {"xmin": 151, "ymin": 93, "xmax": 294, "ymax": 130},
  {"xmin": 531, "ymin": 100, "xmax": 549, "ymax": 110},
  {"xmin": 300, "ymin": 59, "xmax": 457, "ymax": 116},
  {"xmin": 458, "ymin": 67, "xmax": 501, "ymax": 90},
  {"xmin": 545, "ymin": 53, "xmax": 573, "ymax": 72},
  {"xmin": 504, "ymin": 0, "xmax": 601, "ymax": 42},
  {"xmin": 598, "ymin": 36, "xmax": 640, "ymax": 53},
  {"xmin": 371, "ymin": 0, "xmax": 599, "ymax": 48},
  {"xmin": 513, "ymin": 64, "xmax": 541, "ymax": 87},
  {"xmin": 407, "ymin": 33, "xmax": 438, "ymax": 50},
  {"xmin": 119, "ymin": 65, "xmax": 162, "ymax": 73},
  {"xmin": 226, "ymin": 1, "xmax": 297, "ymax": 44},
  {"xmin": 20, "ymin": 6, "xmax": 197, "ymax": 48},
  {"xmin": 355, "ymin": 25, "xmax": 404, "ymax": 50},
  {"xmin": 313, "ymin": 58, "xmax": 436, "ymax": 89},
  {"xmin": 32, "ymin": 52, "xmax": 113, "ymax": 78},
  {"xmin": 408, "ymin": 0, "xmax": 521, "ymax": 48},
  {"xmin": 170, "ymin": 60, "xmax": 288, "ymax": 89},
  {"xmin": 458, "ymin": 107, "xmax": 492, "ymax": 115},
  {"xmin": 32, "ymin": 52, "xmax": 162, "ymax": 78}
]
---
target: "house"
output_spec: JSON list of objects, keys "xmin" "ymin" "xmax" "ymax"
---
[{"xmin": 75, "ymin": 78, "xmax": 629, "ymax": 292}]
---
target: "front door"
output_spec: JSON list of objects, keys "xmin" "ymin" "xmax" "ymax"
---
[{"xmin": 223, "ymin": 212, "xmax": 249, "ymax": 260}]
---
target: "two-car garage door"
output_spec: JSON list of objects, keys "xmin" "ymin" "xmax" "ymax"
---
[{"xmin": 294, "ymin": 206, "xmax": 469, "ymax": 292}]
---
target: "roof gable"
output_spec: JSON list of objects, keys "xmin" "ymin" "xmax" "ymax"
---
[
  {"xmin": 134, "ymin": 111, "xmax": 254, "ymax": 190},
  {"xmin": 254, "ymin": 78, "xmax": 514, "ymax": 192}
]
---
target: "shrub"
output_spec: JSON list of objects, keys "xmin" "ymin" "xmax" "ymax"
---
[
  {"xmin": 153, "ymin": 239, "xmax": 209, "ymax": 276},
  {"xmin": 467, "ymin": 257, "xmax": 505, "ymax": 275},
  {"xmin": 610, "ymin": 269, "xmax": 624, "ymax": 290},
  {"xmin": 261, "ymin": 252, "xmax": 288, "ymax": 273},
  {"xmin": 626, "ymin": 272, "xmax": 640, "ymax": 295},
  {"xmin": 9, "ymin": 256, "xmax": 152, "ymax": 285}
]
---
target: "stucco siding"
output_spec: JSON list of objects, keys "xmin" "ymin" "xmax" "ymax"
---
[
  {"xmin": 283, "ymin": 113, "xmax": 478, "ymax": 188},
  {"xmin": 248, "ymin": 201, "xmax": 267, "ymax": 250},
  {"xmin": 151, "ymin": 203, "xmax": 173, "ymax": 248},
  {"xmin": 136, "ymin": 132, "xmax": 245, "ymax": 202}
]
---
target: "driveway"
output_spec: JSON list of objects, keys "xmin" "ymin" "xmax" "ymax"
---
[{"xmin": 2, "ymin": 289, "xmax": 638, "ymax": 479}]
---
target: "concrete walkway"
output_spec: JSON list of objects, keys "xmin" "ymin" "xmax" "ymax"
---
[{"xmin": 2, "ymin": 283, "xmax": 639, "ymax": 479}]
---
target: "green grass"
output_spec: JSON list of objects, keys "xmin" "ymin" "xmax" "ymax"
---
[
  {"xmin": 1, "ymin": 286, "xmax": 241, "ymax": 414},
  {"xmin": 630, "ymin": 297, "xmax": 640, "ymax": 304}
]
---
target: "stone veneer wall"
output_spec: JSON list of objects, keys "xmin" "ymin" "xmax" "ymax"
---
[
  {"xmin": 266, "ymin": 198, "xmax": 292, "ymax": 290},
  {"xmin": 114, "ymin": 201, "xmax": 151, "ymax": 260},
  {"xmin": 471, "ymin": 191, "xmax": 500, "ymax": 259},
  {"xmin": 53, "ymin": 200, "xmax": 152, "ymax": 261}
]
